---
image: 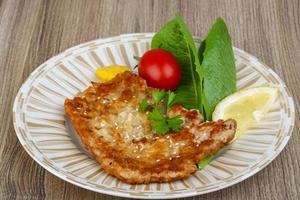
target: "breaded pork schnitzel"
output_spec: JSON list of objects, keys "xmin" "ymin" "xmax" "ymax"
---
[{"xmin": 64, "ymin": 71, "xmax": 236, "ymax": 184}]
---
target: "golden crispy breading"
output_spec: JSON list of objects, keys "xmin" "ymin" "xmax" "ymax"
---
[{"xmin": 64, "ymin": 71, "xmax": 236, "ymax": 184}]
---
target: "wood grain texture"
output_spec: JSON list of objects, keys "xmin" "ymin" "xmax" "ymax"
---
[{"xmin": 0, "ymin": 0, "xmax": 299, "ymax": 199}]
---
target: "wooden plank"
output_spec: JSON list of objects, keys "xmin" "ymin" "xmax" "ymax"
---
[{"xmin": 0, "ymin": 0, "xmax": 299, "ymax": 199}]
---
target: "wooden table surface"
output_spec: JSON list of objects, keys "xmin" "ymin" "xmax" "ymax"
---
[{"xmin": 0, "ymin": 0, "xmax": 299, "ymax": 199}]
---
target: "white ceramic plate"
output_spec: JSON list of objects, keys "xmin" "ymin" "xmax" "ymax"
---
[{"xmin": 13, "ymin": 33, "xmax": 295, "ymax": 199}]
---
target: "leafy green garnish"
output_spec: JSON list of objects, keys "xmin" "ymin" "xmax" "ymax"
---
[
  {"xmin": 198, "ymin": 19, "xmax": 236, "ymax": 166},
  {"xmin": 148, "ymin": 108, "xmax": 169, "ymax": 134},
  {"xmin": 166, "ymin": 115, "xmax": 183, "ymax": 132},
  {"xmin": 139, "ymin": 99, "xmax": 150, "ymax": 112},
  {"xmin": 165, "ymin": 91, "xmax": 176, "ymax": 109},
  {"xmin": 150, "ymin": 16, "xmax": 237, "ymax": 169},
  {"xmin": 200, "ymin": 18, "xmax": 236, "ymax": 120},
  {"xmin": 140, "ymin": 90, "xmax": 183, "ymax": 134},
  {"xmin": 152, "ymin": 90, "xmax": 166, "ymax": 104},
  {"xmin": 151, "ymin": 16, "xmax": 236, "ymax": 122},
  {"xmin": 148, "ymin": 108, "xmax": 183, "ymax": 134},
  {"xmin": 148, "ymin": 107, "xmax": 164, "ymax": 121},
  {"xmin": 151, "ymin": 120, "xmax": 170, "ymax": 134},
  {"xmin": 151, "ymin": 16, "xmax": 204, "ymax": 113}
]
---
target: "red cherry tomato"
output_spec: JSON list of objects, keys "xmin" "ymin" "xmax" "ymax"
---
[{"xmin": 138, "ymin": 49, "xmax": 181, "ymax": 90}]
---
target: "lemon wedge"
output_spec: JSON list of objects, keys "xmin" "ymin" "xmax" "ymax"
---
[
  {"xmin": 96, "ymin": 65, "xmax": 131, "ymax": 82},
  {"xmin": 212, "ymin": 86, "xmax": 279, "ymax": 137}
]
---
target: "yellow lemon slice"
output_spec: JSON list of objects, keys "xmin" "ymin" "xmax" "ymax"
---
[
  {"xmin": 212, "ymin": 86, "xmax": 279, "ymax": 138},
  {"xmin": 96, "ymin": 65, "xmax": 131, "ymax": 82}
]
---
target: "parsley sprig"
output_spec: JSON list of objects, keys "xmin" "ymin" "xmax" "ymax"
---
[{"xmin": 139, "ymin": 90, "xmax": 183, "ymax": 134}]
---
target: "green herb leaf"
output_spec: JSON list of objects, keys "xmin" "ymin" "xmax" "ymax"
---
[
  {"xmin": 151, "ymin": 16, "xmax": 203, "ymax": 113},
  {"xmin": 148, "ymin": 108, "xmax": 165, "ymax": 121},
  {"xmin": 166, "ymin": 91, "xmax": 177, "ymax": 109},
  {"xmin": 148, "ymin": 108, "xmax": 168, "ymax": 134},
  {"xmin": 167, "ymin": 115, "xmax": 183, "ymax": 132},
  {"xmin": 152, "ymin": 90, "xmax": 166, "ymax": 104},
  {"xmin": 141, "ymin": 88, "xmax": 184, "ymax": 134},
  {"xmin": 151, "ymin": 120, "xmax": 169, "ymax": 134},
  {"xmin": 139, "ymin": 99, "xmax": 150, "ymax": 112},
  {"xmin": 148, "ymin": 108, "xmax": 183, "ymax": 134},
  {"xmin": 199, "ymin": 18, "xmax": 236, "ymax": 120}
]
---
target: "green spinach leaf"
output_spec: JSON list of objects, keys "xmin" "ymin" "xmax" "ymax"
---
[{"xmin": 200, "ymin": 18, "xmax": 236, "ymax": 120}]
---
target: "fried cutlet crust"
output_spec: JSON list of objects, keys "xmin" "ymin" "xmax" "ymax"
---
[{"xmin": 65, "ymin": 71, "xmax": 236, "ymax": 184}]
